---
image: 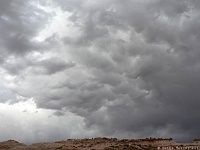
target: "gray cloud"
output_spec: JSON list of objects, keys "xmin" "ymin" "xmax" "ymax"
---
[
  {"xmin": 53, "ymin": 0, "xmax": 200, "ymax": 142},
  {"xmin": 31, "ymin": 57, "xmax": 76, "ymax": 75},
  {"xmin": 0, "ymin": 1, "xmax": 50, "ymax": 56},
  {"xmin": 1, "ymin": 0, "xmax": 200, "ymax": 144}
]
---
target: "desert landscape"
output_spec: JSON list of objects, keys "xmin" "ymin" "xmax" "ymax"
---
[
  {"xmin": 0, "ymin": 138, "xmax": 200, "ymax": 150},
  {"xmin": 1, "ymin": 1, "xmax": 200, "ymax": 150}
]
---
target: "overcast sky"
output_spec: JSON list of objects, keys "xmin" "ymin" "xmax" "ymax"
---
[{"xmin": 0, "ymin": 0, "xmax": 200, "ymax": 144}]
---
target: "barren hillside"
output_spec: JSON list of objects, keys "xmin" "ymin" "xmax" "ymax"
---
[{"xmin": 1, "ymin": 138, "xmax": 200, "ymax": 150}]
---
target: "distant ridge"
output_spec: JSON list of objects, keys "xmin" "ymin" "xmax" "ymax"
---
[{"xmin": 0, "ymin": 137, "xmax": 200, "ymax": 150}]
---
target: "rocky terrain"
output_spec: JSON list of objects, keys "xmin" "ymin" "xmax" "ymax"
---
[{"xmin": 0, "ymin": 138, "xmax": 200, "ymax": 150}]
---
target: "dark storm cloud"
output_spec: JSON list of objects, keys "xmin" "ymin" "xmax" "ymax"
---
[
  {"xmin": 151, "ymin": 0, "xmax": 189, "ymax": 18},
  {"xmin": 2, "ymin": 55, "xmax": 74, "ymax": 75},
  {"xmin": 2, "ymin": 56, "xmax": 31, "ymax": 75},
  {"xmin": 49, "ymin": 0, "xmax": 200, "ymax": 142},
  {"xmin": 1, "ymin": 0, "xmax": 200, "ymax": 143},
  {"xmin": 32, "ymin": 57, "xmax": 76, "ymax": 75},
  {"xmin": 0, "ymin": 0, "xmax": 51, "ymax": 58}
]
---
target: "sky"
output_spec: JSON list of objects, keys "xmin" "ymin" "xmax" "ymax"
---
[{"xmin": 0, "ymin": 0, "xmax": 200, "ymax": 144}]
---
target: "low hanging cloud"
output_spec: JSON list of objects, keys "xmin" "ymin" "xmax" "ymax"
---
[{"xmin": 1, "ymin": 0, "xmax": 200, "ymax": 143}]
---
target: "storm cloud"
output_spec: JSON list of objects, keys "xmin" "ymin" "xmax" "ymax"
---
[{"xmin": 0, "ymin": 0, "xmax": 200, "ymax": 144}]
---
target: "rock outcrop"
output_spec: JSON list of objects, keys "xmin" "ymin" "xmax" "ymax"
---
[{"xmin": 0, "ymin": 140, "xmax": 26, "ymax": 150}]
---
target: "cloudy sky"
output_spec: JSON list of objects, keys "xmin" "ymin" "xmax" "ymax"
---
[{"xmin": 0, "ymin": 0, "xmax": 200, "ymax": 144}]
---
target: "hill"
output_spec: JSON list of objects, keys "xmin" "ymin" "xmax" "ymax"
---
[{"xmin": 0, "ymin": 137, "xmax": 200, "ymax": 150}]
